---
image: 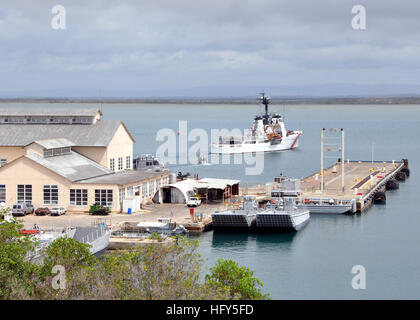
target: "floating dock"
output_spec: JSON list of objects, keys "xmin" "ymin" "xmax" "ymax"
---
[
  {"xmin": 298, "ymin": 159, "xmax": 409, "ymax": 213},
  {"xmin": 184, "ymin": 217, "xmax": 213, "ymax": 234}
]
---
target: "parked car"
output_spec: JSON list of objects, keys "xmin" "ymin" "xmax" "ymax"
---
[
  {"xmin": 12, "ymin": 203, "xmax": 34, "ymax": 216},
  {"xmin": 187, "ymin": 197, "xmax": 202, "ymax": 207},
  {"xmin": 26, "ymin": 203, "xmax": 34, "ymax": 214},
  {"xmin": 35, "ymin": 207, "xmax": 51, "ymax": 216},
  {"xmin": 50, "ymin": 207, "xmax": 66, "ymax": 216}
]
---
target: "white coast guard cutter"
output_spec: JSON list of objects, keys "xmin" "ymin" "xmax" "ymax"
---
[{"xmin": 211, "ymin": 92, "xmax": 302, "ymax": 154}]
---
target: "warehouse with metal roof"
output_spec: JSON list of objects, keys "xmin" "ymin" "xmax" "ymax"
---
[{"xmin": 0, "ymin": 108, "xmax": 169, "ymax": 213}]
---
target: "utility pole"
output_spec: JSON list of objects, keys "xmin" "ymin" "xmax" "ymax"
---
[
  {"xmin": 371, "ymin": 142, "xmax": 375, "ymax": 163},
  {"xmin": 341, "ymin": 128, "xmax": 345, "ymax": 193},
  {"xmin": 321, "ymin": 128, "xmax": 325, "ymax": 193}
]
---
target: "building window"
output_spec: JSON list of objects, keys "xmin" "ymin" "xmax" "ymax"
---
[
  {"xmin": 126, "ymin": 156, "xmax": 131, "ymax": 169},
  {"xmin": 156, "ymin": 179, "xmax": 161, "ymax": 191},
  {"xmin": 70, "ymin": 189, "xmax": 88, "ymax": 206},
  {"xmin": 95, "ymin": 189, "xmax": 113, "ymax": 207},
  {"xmin": 118, "ymin": 157, "xmax": 123, "ymax": 170},
  {"xmin": 149, "ymin": 181, "xmax": 155, "ymax": 197},
  {"xmin": 134, "ymin": 186, "xmax": 140, "ymax": 196},
  {"xmin": 110, "ymin": 158, "xmax": 115, "ymax": 171},
  {"xmin": 72, "ymin": 116, "xmax": 92, "ymax": 124},
  {"xmin": 50, "ymin": 116, "xmax": 70, "ymax": 124},
  {"xmin": 43, "ymin": 185, "xmax": 58, "ymax": 205},
  {"xmin": 163, "ymin": 177, "xmax": 168, "ymax": 185},
  {"xmin": 0, "ymin": 159, "xmax": 7, "ymax": 167},
  {"xmin": 44, "ymin": 149, "xmax": 53, "ymax": 157},
  {"xmin": 142, "ymin": 183, "xmax": 147, "ymax": 199},
  {"xmin": 0, "ymin": 185, "xmax": 6, "ymax": 203},
  {"xmin": 127, "ymin": 186, "xmax": 133, "ymax": 197},
  {"xmin": 27, "ymin": 116, "xmax": 48, "ymax": 123},
  {"xmin": 4, "ymin": 116, "xmax": 24, "ymax": 123},
  {"xmin": 17, "ymin": 185, "xmax": 32, "ymax": 203},
  {"xmin": 44, "ymin": 147, "xmax": 71, "ymax": 158}
]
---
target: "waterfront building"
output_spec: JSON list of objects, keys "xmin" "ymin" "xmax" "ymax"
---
[{"xmin": 0, "ymin": 108, "xmax": 169, "ymax": 213}]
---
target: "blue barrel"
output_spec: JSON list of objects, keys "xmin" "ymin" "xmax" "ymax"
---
[{"xmin": 128, "ymin": 208, "xmax": 132, "ymax": 215}]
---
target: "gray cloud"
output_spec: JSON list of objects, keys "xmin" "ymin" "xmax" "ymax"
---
[{"xmin": 1, "ymin": 0, "xmax": 420, "ymax": 95}]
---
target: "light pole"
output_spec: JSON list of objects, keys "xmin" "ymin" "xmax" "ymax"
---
[
  {"xmin": 341, "ymin": 128, "xmax": 345, "ymax": 193},
  {"xmin": 371, "ymin": 142, "xmax": 375, "ymax": 163},
  {"xmin": 321, "ymin": 128, "xmax": 325, "ymax": 193}
]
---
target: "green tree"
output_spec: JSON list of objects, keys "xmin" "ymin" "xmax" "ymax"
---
[
  {"xmin": 0, "ymin": 218, "xmax": 39, "ymax": 299},
  {"xmin": 0, "ymin": 220, "xmax": 269, "ymax": 300},
  {"xmin": 205, "ymin": 258, "xmax": 270, "ymax": 300}
]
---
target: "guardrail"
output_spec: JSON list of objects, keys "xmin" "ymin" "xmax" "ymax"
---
[{"xmin": 80, "ymin": 227, "xmax": 107, "ymax": 244}]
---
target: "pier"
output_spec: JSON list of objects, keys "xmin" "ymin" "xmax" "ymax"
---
[{"xmin": 298, "ymin": 159, "xmax": 409, "ymax": 213}]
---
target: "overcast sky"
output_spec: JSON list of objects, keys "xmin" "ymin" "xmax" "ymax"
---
[{"xmin": 1, "ymin": 0, "xmax": 419, "ymax": 96}]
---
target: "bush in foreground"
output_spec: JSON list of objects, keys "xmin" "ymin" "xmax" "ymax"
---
[{"xmin": 0, "ymin": 220, "xmax": 269, "ymax": 300}]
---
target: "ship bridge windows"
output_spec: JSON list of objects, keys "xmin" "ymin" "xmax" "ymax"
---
[{"xmin": 245, "ymin": 141, "xmax": 256, "ymax": 144}]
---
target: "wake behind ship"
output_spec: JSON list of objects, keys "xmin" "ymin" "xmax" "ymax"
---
[{"xmin": 211, "ymin": 92, "xmax": 302, "ymax": 154}]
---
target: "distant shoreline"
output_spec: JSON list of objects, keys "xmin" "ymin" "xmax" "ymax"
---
[{"xmin": 1, "ymin": 97, "xmax": 420, "ymax": 105}]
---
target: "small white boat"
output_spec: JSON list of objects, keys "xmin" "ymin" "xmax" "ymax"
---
[
  {"xmin": 211, "ymin": 196, "xmax": 258, "ymax": 229},
  {"xmin": 197, "ymin": 153, "xmax": 207, "ymax": 165},
  {"xmin": 137, "ymin": 218, "xmax": 188, "ymax": 235},
  {"xmin": 27, "ymin": 227, "xmax": 77, "ymax": 262}
]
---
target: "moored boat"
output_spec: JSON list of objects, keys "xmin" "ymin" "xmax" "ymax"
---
[
  {"xmin": 257, "ymin": 197, "xmax": 310, "ymax": 231},
  {"xmin": 211, "ymin": 195, "xmax": 257, "ymax": 229},
  {"xmin": 136, "ymin": 218, "xmax": 188, "ymax": 236}
]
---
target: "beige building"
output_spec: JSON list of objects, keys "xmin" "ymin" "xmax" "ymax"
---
[{"xmin": 0, "ymin": 108, "xmax": 169, "ymax": 213}]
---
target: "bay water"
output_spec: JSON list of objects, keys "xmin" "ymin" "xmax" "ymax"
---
[{"xmin": 4, "ymin": 102, "xmax": 420, "ymax": 299}]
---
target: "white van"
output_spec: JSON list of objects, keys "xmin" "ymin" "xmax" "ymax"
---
[{"xmin": 12, "ymin": 203, "xmax": 34, "ymax": 216}]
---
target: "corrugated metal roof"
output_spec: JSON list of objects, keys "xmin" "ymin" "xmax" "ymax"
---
[
  {"xmin": 78, "ymin": 170, "xmax": 168, "ymax": 185},
  {"xmin": 0, "ymin": 108, "xmax": 101, "ymax": 116},
  {"xmin": 30, "ymin": 138, "xmax": 76, "ymax": 149},
  {"xmin": 0, "ymin": 120, "xmax": 122, "ymax": 146},
  {"xmin": 26, "ymin": 151, "xmax": 112, "ymax": 182},
  {"xmin": 199, "ymin": 178, "xmax": 240, "ymax": 188},
  {"xmin": 164, "ymin": 178, "xmax": 240, "ymax": 196}
]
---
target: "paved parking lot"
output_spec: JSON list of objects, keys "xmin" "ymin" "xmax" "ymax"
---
[{"xmin": 18, "ymin": 202, "xmax": 226, "ymax": 230}]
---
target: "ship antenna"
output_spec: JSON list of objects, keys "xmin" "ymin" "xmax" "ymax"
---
[{"xmin": 259, "ymin": 91, "xmax": 270, "ymax": 117}]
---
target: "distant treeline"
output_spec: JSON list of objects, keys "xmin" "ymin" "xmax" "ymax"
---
[{"xmin": 1, "ymin": 97, "xmax": 420, "ymax": 104}]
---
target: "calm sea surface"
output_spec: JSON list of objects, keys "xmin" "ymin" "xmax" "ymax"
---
[{"xmin": 4, "ymin": 102, "xmax": 420, "ymax": 299}]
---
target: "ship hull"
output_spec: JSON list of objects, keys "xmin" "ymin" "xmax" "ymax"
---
[
  {"xmin": 298, "ymin": 204, "xmax": 353, "ymax": 214},
  {"xmin": 211, "ymin": 132, "xmax": 301, "ymax": 154},
  {"xmin": 211, "ymin": 212, "xmax": 256, "ymax": 229},
  {"xmin": 256, "ymin": 210, "xmax": 310, "ymax": 231}
]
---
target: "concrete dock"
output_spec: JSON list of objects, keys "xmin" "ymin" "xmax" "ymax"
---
[{"xmin": 299, "ymin": 159, "xmax": 409, "ymax": 213}]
